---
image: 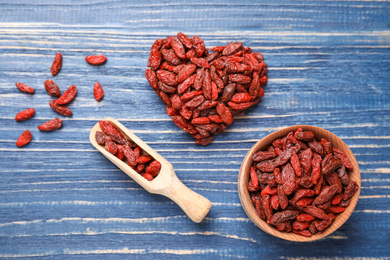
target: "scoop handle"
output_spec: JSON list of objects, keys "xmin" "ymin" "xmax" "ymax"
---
[{"xmin": 159, "ymin": 175, "xmax": 212, "ymax": 223}]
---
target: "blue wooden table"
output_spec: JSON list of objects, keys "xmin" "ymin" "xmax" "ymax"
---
[{"xmin": 1, "ymin": 0, "xmax": 389, "ymax": 258}]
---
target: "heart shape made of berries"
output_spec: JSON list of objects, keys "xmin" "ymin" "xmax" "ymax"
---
[{"xmin": 145, "ymin": 33, "xmax": 268, "ymax": 145}]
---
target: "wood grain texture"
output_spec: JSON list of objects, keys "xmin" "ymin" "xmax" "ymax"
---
[{"xmin": 0, "ymin": 0, "xmax": 389, "ymax": 258}]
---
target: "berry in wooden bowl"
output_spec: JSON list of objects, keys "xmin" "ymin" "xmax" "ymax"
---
[{"xmin": 237, "ymin": 125, "xmax": 361, "ymax": 242}]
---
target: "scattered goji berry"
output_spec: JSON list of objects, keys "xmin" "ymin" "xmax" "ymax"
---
[
  {"xmin": 16, "ymin": 130, "xmax": 32, "ymax": 147},
  {"xmin": 93, "ymin": 82, "xmax": 104, "ymax": 101},
  {"xmin": 85, "ymin": 55, "xmax": 107, "ymax": 65},
  {"xmin": 50, "ymin": 52, "xmax": 62, "ymax": 76},
  {"xmin": 56, "ymin": 85, "xmax": 77, "ymax": 105},
  {"xmin": 44, "ymin": 79, "xmax": 61, "ymax": 97},
  {"xmin": 49, "ymin": 100, "xmax": 72, "ymax": 116},
  {"xmin": 15, "ymin": 108, "xmax": 35, "ymax": 121},
  {"xmin": 38, "ymin": 118, "xmax": 63, "ymax": 131},
  {"xmin": 15, "ymin": 82, "xmax": 34, "ymax": 94}
]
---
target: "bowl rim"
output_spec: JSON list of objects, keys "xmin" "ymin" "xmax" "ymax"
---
[{"xmin": 237, "ymin": 125, "xmax": 361, "ymax": 242}]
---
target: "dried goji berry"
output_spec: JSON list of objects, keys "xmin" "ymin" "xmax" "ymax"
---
[
  {"xmin": 171, "ymin": 36, "xmax": 186, "ymax": 59},
  {"xmin": 15, "ymin": 108, "xmax": 35, "ymax": 122},
  {"xmin": 16, "ymin": 130, "xmax": 32, "ymax": 147},
  {"xmin": 38, "ymin": 118, "xmax": 63, "ymax": 131},
  {"xmin": 292, "ymin": 229, "xmax": 312, "ymax": 237},
  {"xmin": 177, "ymin": 32, "xmax": 192, "ymax": 49},
  {"xmin": 93, "ymin": 82, "xmax": 104, "ymax": 101},
  {"xmin": 297, "ymin": 214, "xmax": 315, "ymax": 222},
  {"xmin": 95, "ymin": 131, "xmax": 105, "ymax": 145},
  {"xmin": 343, "ymin": 181, "xmax": 359, "ymax": 201},
  {"xmin": 15, "ymin": 82, "xmax": 34, "ymax": 94},
  {"xmin": 99, "ymin": 120, "xmax": 126, "ymax": 145},
  {"xmin": 269, "ymin": 210, "xmax": 299, "ymax": 225},
  {"xmin": 135, "ymin": 155, "xmax": 151, "ymax": 164},
  {"xmin": 333, "ymin": 148, "xmax": 353, "ymax": 170},
  {"xmin": 44, "ymin": 79, "xmax": 61, "ymax": 97},
  {"xmin": 56, "ymin": 85, "xmax": 77, "ymax": 105},
  {"xmin": 145, "ymin": 160, "xmax": 161, "ymax": 177},
  {"xmin": 49, "ymin": 100, "xmax": 72, "ymax": 116},
  {"xmin": 50, "ymin": 52, "xmax": 62, "ymax": 76},
  {"xmin": 228, "ymin": 74, "xmax": 252, "ymax": 84},
  {"xmin": 85, "ymin": 55, "xmax": 107, "ymax": 65}
]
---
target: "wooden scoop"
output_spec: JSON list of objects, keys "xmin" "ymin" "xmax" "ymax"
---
[{"xmin": 89, "ymin": 117, "xmax": 212, "ymax": 223}]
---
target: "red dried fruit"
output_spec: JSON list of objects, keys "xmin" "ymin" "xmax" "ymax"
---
[
  {"xmin": 325, "ymin": 172, "xmax": 343, "ymax": 194},
  {"xmin": 304, "ymin": 205, "xmax": 330, "ymax": 220},
  {"xmin": 105, "ymin": 139, "xmax": 117, "ymax": 155},
  {"xmin": 290, "ymin": 153, "xmax": 302, "ymax": 177},
  {"xmin": 115, "ymin": 145, "xmax": 125, "ymax": 160},
  {"xmin": 311, "ymin": 153, "xmax": 322, "ymax": 185},
  {"xmin": 177, "ymin": 74, "xmax": 197, "ymax": 94},
  {"xmin": 281, "ymin": 163, "xmax": 296, "ymax": 195},
  {"xmin": 216, "ymin": 103, "xmax": 233, "ymax": 125},
  {"xmin": 262, "ymin": 194, "xmax": 273, "ymax": 222},
  {"xmin": 176, "ymin": 64, "xmax": 197, "ymax": 83},
  {"xmin": 136, "ymin": 155, "xmax": 153, "ymax": 164},
  {"xmin": 56, "ymin": 85, "xmax": 77, "ymax": 105},
  {"xmin": 297, "ymin": 214, "xmax": 315, "ymax": 222},
  {"xmin": 15, "ymin": 108, "xmax": 35, "ymax": 122},
  {"xmin": 191, "ymin": 35, "xmax": 206, "ymax": 57},
  {"xmin": 230, "ymin": 93, "xmax": 252, "ymax": 103},
  {"xmin": 49, "ymin": 100, "xmax": 72, "ymax": 116},
  {"xmin": 85, "ymin": 55, "xmax": 107, "ymax": 65},
  {"xmin": 290, "ymin": 189, "xmax": 315, "ymax": 204},
  {"xmin": 16, "ymin": 130, "xmax": 32, "ymax": 147},
  {"xmin": 261, "ymin": 186, "xmax": 278, "ymax": 196},
  {"xmin": 161, "ymin": 49, "xmax": 181, "ymax": 66},
  {"xmin": 269, "ymin": 210, "xmax": 299, "ymax": 225},
  {"xmin": 295, "ymin": 197, "xmax": 314, "ymax": 208},
  {"xmin": 222, "ymin": 42, "xmax": 242, "ymax": 56},
  {"xmin": 314, "ymin": 185, "xmax": 338, "ymax": 205},
  {"xmin": 99, "ymin": 120, "xmax": 126, "ymax": 144},
  {"xmin": 143, "ymin": 173, "xmax": 154, "ymax": 181},
  {"xmin": 157, "ymin": 70, "xmax": 178, "ymax": 86},
  {"xmin": 343, "ymin": 181, "xmax": 359, "ymax": 201},
  {"xmin": 322, "ymin": 156, "xmax": 343, "ymax": 175},
  {"xmin": 44, "ymin": 79, "xmax": 61, "ymax": 97},
  {"xmin": 228, "ymin": 74, "xmax": 252, "ymax": 84},
  {"xmin": 95, "ymin": 131, "xmax": 105, "ymax": 145},
  {"xmin": 271, "ymin": 195, "xmax": 279, "ymax": 210},
  {"xmin": 328, "ymin": 206, "xmax": 345, "ymax": 213},
  {"xmin": 190, "ymin": 58, "xmax": 210, "ymax": 68},
  {"xmin": 93, "ymin": 82, "xmax": 104, "ymax": 101},
  {"xmin": 145, "ymin": 160, "xmax": 161, "ymax": 177},
  {"xmin": 50, "ymin": 52, "xmax": 62, "ymax": 76},
  {"xmin": 15, "ymin": 82, "xmax": 34, "ymax": 94},
  {"xmin": 294, "ymin": 130, "xmax": 314, "ymax": 142},
  {"xmin": 191, "ymin": 117, "xmax": 211, "ymax": 125},
  {"xmin": 331, "ymin": 194, "xmax": 342, "ymax": 205},
  {"xmin": 177, "ymin": 32, "xmax": 192, "ymax": 49},
  {"xmin": 292, "ymin": 220, "xmax": 310, "ymax": 231},
  {"xmin": 333, "ymin": 148, "xmax": 353, "ymax": 170},
  {"xmin": 38, "ymin": 118, "xmax": 63, "ymax": 131},
  {"xmin": 171, "ymin": 36, "xmax": 186, "ymax": 59},
  {"xmin": 250, "ymin": 166, "xmax": 259, "ymax": 189},
  {"xmin": 300, "ymin": 148, "xmax": 312, "ymax": 176},
  {"xmin": 277, "ymin": 185, "xmax": 289, "ymax": 210},
  {"xmin": 292, "ymin": 229, "xmax": 312, "ymax": 237}
]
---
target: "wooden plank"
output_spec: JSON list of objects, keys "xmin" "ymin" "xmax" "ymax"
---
[{"xmin": 0, "ymin": 0, "xmax": 390, "ymax": 258}]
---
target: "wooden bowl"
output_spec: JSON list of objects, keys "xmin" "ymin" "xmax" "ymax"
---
[{"xmin": 238, "ymin": 125, "xmax": 361, "ymax": 242}]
